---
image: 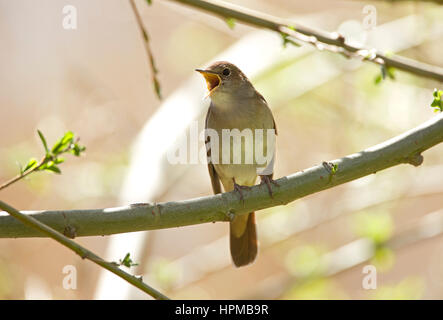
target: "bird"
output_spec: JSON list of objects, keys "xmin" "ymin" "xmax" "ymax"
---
[{"xmin": 196, "ymin": 61, "xmax": 278, "ymax": 267}]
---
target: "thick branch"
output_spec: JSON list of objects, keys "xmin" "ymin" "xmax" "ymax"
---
[
  {"xmin": 1, "ymin": 113, "xmax": 442, "ymax": 238},
  {"xmin": 167, "ymin": 0, "xmax": 443, "ymax": 82}
]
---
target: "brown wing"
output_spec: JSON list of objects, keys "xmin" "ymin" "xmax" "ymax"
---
[
  {"xmin": 205, "ymin": 105, "xmax": 222, "ymax": 194},
  {"xmin": 255, "ymin": 90, "xmax": 277, "ymax": 182},
  {"xmin": 272, "ymin": 116, "xmax": 278, "ymax": 135},
  {"xmin": 256, "ymin": 90, "xmax": 277, "ymax": 135}
]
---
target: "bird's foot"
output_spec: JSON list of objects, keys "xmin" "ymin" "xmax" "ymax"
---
[
  {"xmin": 233, "ymin": 179, "xmax": 251, "ymax": 204},
  {"xmin": 260, "ymin": 175, "xmax": 279, "ymax": 198}
]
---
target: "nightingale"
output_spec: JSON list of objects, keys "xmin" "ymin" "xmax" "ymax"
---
[{"xmin": 196, "ymin": 61, "xmax": 278, "ymax": 267}]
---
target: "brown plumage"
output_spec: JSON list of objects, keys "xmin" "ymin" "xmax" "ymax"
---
[{"xmin": 197, "ymin": 61, "xmax": 277, "ymax": 267}]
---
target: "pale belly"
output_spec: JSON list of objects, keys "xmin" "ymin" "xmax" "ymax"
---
[
  {"xmin": 214, "ymin": 162, "xmax": 258, "ymax": 191},
  {"xmin": 212, "ymin": 131, "xmax": 272, "ymax": 190},
  {"xmin": 206, "ymin": 98, "xmax": 275, "ymax": 191}
]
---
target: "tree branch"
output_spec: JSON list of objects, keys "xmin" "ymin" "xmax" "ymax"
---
[
  {"xmin": 167, "ymin": 0, "xmax": 443, "ymax": 82},
  {"xmin": 0, "ymin": 200, "xmax": 169, "ymax": 300},
  {"xmin": 1, "ymin": 113, "xmax": 442, "ymax": 238}
]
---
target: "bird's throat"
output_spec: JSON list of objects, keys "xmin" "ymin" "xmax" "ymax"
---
[{"xmin": 203, "ymin": 73, "xmax": 221, "ymax": 93}]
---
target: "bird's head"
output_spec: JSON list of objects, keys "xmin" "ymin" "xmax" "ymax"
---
[{"xmin": 196, "ymin": 61, "xmax": 254, "ymax": 99}]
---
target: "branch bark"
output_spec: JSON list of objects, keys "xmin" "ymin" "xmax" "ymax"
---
[
  {"xmin": 1, "ymin": 113, "xmax": 442, "ymax": 238},
  {"xmin": 167, "ymin": 0, "xmax": 443, "ymax": 82}
]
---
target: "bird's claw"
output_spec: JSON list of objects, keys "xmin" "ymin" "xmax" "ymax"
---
[
  {"xmin": 233, "ymin": 180, "xmax": 251, "ymax": 204},
  {"xmin": 260, "ymin": 175, "xmax": 279, "ymax": 198}
]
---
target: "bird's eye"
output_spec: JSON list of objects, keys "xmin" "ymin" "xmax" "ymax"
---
[{"xmin": 222, "ymin": 68, "xmax": 230, "ymax": 76}]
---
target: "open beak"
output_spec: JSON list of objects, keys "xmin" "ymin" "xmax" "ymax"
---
[{"xmin": 195, "ymin": 69, "xmax": 221, "ymax": 93}]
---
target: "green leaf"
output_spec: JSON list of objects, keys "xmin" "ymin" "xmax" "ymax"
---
[
  {"xmin": 280, "ymin": 32, "xmax": 300, "ymax": 48},
  {"xmin": 23, "ymin": 158, "xmax": 38, "ymax": 173},
  {"xmin": 52, "ymin": 131, "xmax": 74, "ymax": 154},
  {"xmin": 146, "ymin": 0, "xmax": 152, "ymax": 5},
  {"xmin": 375, "ymin": 66, "xmax": 395, "ymax": 85},
  {"xmin": 45, "ymin": 164, "xmax": 61, "ymax": 174},
  {"xmin": 374, "ymin": 73, "xmax": 383, "ymax": 85},
  {"xmin": 431, "ymin": 89, "xmax": 443, "ymax": 112},
  {"xmin": 61, "ymin": 131, "xmax": 74, "ymax": 144},
  {"xmin": 38, "ymin": 160, "xmax": 61, "ymax": 174},
  {"xmin": 37, "ymin": 130, "xmax": 49, "ymax": 154},
  {"xmin": 322, "ymin": 162, "xmax": 338, "ymax": 175},
  {"xmin": 54, "ymin": 157, "xmax": 65, "ymax": 164},
  {"xmin": 225, "ymin": 17, "xmax": 236, "ymax": 29},
  {"xmin": 119, "ymin": 253, "xmax": 139, "ymax": 268},
  {"xmin": 70, "ymin": 144, "xmax": 86, "ymax": 157},
  {"xmin": 386, "ymin": 66, "xmax": 395, "ymax": 80}
]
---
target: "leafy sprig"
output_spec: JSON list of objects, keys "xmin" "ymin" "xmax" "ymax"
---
[
  {"xmin": 114, "ymin": 253, "xmax": 139, "ymax": 268},
  {"xmin": 375, "ymin": 65, "xmax": 396, "ymax": 84},
  {"xmin": 0, "ymin": 130, "xmax": 85, "ymax": 191},
  {"xmin": 322, "ymin": 161, "xmax": 338, "ymax": 183},
  {"xmin": 23, "ymin": 130, "xmax": 85, "ymax": 175},
  {"xmin": 431, "ymin": 89, "xmax": 443, "ymax": 113},
  {"xmin": 280, "ymin": 26, "xmax": 301, "ymax": 48}
]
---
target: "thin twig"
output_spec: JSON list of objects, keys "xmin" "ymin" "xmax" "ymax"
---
[
  {"xmin": 0, "ymin": 140, "xmax": 82, "ymax": 192},
  {"xmin": 129, "ymin": 0, "xmax": 162, "ymax": 99},
  {"xmin": 168, "ymin": 0, "xmax": 443, "ymax": 82},
  {"xmin": 0, "ymin": 156, "xmax": 47, "ymax": 191},
  {"xmin": 0, "ymin": 200, "xmax": 169, "ymax": 300},
  {"xmin": 1, "ymin": 113, "xmax": 442, "ymax": 238}
]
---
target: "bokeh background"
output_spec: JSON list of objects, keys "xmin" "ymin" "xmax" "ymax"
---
[{"xmin": 0, "ymin": 0, "xmax": 442, "ymax": 299}]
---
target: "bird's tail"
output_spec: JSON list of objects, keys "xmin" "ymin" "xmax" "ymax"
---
[{"xmin": 230, "ymin": 212, "xmax": 257, "ymax": 267}]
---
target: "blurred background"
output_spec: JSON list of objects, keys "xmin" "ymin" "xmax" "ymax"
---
[{"xmin": 0, "ymin": 0, "xmax": 442, "ymax": 299}]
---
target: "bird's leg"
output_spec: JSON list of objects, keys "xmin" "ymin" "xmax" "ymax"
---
[
  {"xmin": 232, "ymin": 178, "xmax": 251, "ymax": 204},
  {"xmin": 259, "ymin": 174, "xmax": 280, "ymax": 198}
]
